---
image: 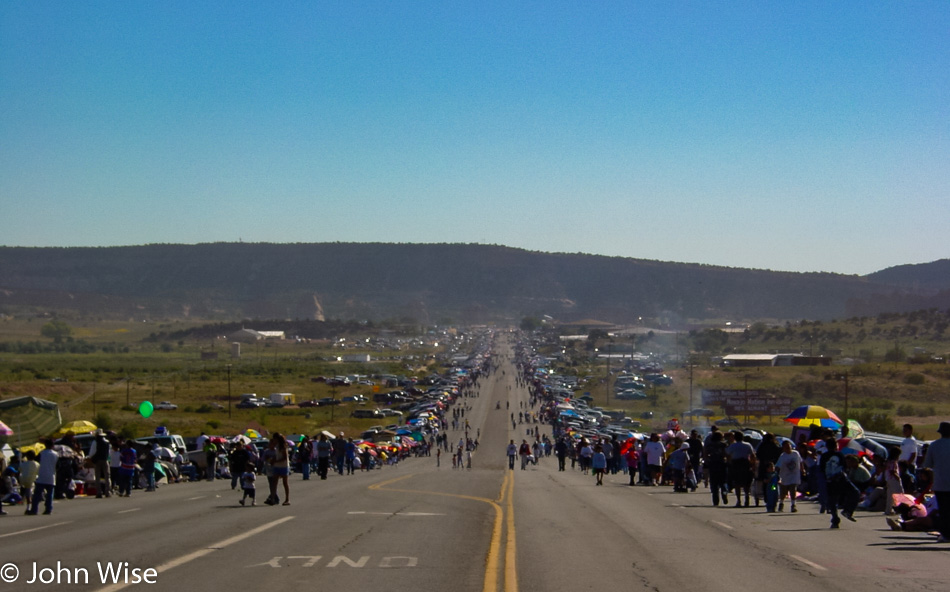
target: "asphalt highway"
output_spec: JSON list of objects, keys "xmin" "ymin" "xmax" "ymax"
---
[{"xmin": 2, "ymin": 341, "xmax": 947, "ymax": 592}]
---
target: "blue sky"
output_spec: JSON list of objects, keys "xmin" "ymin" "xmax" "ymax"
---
[{"xmin": 1, "ymin": 2, "xmax": 947, "ymax": 275}]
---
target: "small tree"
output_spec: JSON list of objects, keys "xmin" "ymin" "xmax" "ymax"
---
[{"xmin": 40, "ymin": 320, "xmax": 73, "ymax": 343}]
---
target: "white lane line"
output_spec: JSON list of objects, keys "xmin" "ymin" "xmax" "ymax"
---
[
  {"xmin": 187, "ymin": 496, "xmax": 205, "ymax": 501},
  {"xmin": 789, "ymin": 555, "xmax": 827, "ymax": 572},
  {"xmin": 712, "ymin": 521, "xmax": 734, "ymax": 530},
  {"xmin": 0, "ymin": 521, "xmax": 72, "ymax": 539},
  {"xmin": 117, "ymin": 508, "xmax": 141, "ymax": 514},
  {"xmin": 96, "ymin": 516, "xmax": 294, "ymax": 592}
]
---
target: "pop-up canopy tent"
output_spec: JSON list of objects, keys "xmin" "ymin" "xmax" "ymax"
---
[{"xmin": 0, "ymin": 396, "xmax": 62, "ymax": 448}]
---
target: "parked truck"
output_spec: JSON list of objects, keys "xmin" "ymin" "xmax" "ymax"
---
[{"xmin": 269, "ymin": 392, "xmax": 295, "ymax": 406}]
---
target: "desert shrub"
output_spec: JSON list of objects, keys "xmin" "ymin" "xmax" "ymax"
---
[
  {"xmin": 850, "ymin": 410, "xmax": 897, "ymax": 435},
  {"xmin": 897, "ymin": 405, "xmax": 916, "ymax": 416},
  {"xmin": 904, "ymin": 373, "xmax": 926, "ymax": 386},
  {"xmin": 93, "ymin": 412, "xmax": 113, "ymax": 431}
]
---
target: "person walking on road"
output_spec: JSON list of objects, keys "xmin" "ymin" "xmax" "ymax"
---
[
  {"xmin": 776, "ymin": 440, "xmax": 803, "ymax": 512},
  {"xmin": 315, "ymin": 433, "xmax": 332, "ymax": 480},
  {"xmin": 726, "ymin": 431, "xmax": 756, "ymax": 507},
  {"xmin": 270, "ymin": 433, "xmax": 291, "ymax": 506},
  {"xmin": 519, "ymin": 440, "xmax": 531, "ymax": 470},
  {"xmin": 592, "ymin": 445, "xmax": 607, "ymax": 485},
  {"xmin": 507, "ymin": 440, "xmax": 517, "ymax": 470},
  {"xmin": 922, "ymin": 421, "xmax": 950, "ymax": 543},
  {"xmin": 555, "ymin": 437, "xmax": 568, "ymax": 472}
]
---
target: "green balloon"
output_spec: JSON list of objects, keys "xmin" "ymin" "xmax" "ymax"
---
[{"xmin": 139, "ymin": 401, "xmax": 154, "ymax": 418}]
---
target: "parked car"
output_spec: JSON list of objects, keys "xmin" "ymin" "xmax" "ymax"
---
[
  {"xmin": 298, "ymin": 400, "xmax": 319, "ymax": 408},
  {"xmin": 342, "ymin": 395, "xmax": 368, "ymax": 404},
  {"xmin": 236, "ymin": 398, "xmax": 263, "ymax": 409},
  {"xmin": 318, "ymin": 397, "xmax": 341, "ymax": 406},
  {"xmin": 154, "ymin": 401, "xmax": 178, "ymax": 410},
  {"xmin": 351, "ymin": 409, "xmax": 383, "ymax": 419},
  {"xmin": 644, "ymin": 374, "xmax": 674, "ymax": 386},
  {"xmin": 379, "ymin": 409, "xmax": 403, "ymax": 417}
]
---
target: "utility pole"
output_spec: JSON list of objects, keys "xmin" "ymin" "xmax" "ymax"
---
[
  {"xmin": 227, "ymin": 364, "xmax": 232, "ymax": 419},
  {"xmin": 688, "ymin": 360, "xmax": 694, "ymax": 425},
  {"xmin": 744, "ymin": 375, "xmax": 749, "ymax": 426}
]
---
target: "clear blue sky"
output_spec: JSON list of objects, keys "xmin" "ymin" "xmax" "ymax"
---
[{"xmin": 2, "ymin": 2, "xmax": 947, "ymax": 275}]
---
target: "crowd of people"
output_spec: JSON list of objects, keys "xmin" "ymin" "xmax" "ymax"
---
[{"xmin": 510, "ymin": 343, "xmax": 950, "ymax": 544}]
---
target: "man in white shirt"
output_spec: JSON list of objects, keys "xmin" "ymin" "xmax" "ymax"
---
[
  {"xmin": 26, "ymin": 439, "xmax": 58, "ymax": 515},
  {"xmin": 643, "ymin": 434, "xmax": 666, "ymax": 486},
  {"xmin": 899, "ymin": 424, "xmax": 918, "ymax": 467}
]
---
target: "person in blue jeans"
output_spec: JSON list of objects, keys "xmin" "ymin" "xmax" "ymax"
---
[{"xmin": 26, "ymin": 439, "xmax": 58, "ymax": 515}]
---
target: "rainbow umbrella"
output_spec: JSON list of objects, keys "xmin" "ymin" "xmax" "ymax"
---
[{"xmin": 783, "ymin": 405, "xmax": 843, "ymax": 429}]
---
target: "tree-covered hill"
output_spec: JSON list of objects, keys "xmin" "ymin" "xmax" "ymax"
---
[{"xmin": 0, "ymin": 243, "xmax": 945, "ymax": 323}]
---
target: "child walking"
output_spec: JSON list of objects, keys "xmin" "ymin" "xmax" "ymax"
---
[
  {"xmin": 764, "ymin": 462, "xmax": 780, "ymax": 512},
  {"xmin": 239, "ymin": 468, "xmax": 256, "ymax": 506}
]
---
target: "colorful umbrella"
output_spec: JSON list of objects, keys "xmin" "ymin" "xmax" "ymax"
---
[
  {"xmin": 0, "ymin": 420, "xmax": 13, "ymax": 437},
  {"xmin": 244, "ymin": 429, "xmax": 262, "ymax": 439},
  {"xmin": 837, "ymin": 437, "xmax": 870, "ymax": 457},
  {"xmin": 783, "ymin": 405, "xmax": 842, "ymax": 428}
]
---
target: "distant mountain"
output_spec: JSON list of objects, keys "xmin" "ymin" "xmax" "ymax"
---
[
  {"xmin": 865, "ymin": 259, "xmax": 950, "ymax": 291},
  {"xmin": 0, "ymin": 243, "xmax": 944, "ymax": 324}
]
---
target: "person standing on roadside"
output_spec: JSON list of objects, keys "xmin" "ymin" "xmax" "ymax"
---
[
  {"xmin": 116, "ymin": 439, "xmax": 137, "ymax": 497},
  {"xmin": 506, "ymin": 440, "xmax": 517, "ymax": 470},
  {"xmin": 203, "ymin": 438, "xmax": 217, "ymax": 481},
  {"xmin": 88, "ymin": 429, "xmax": 111, "ymax": 498},
  {"xmin": 18, "ymin": 451, "xmax": 39, "ymax": 509},
  {"xmin": 922, "ymin": 421, "xmax": 950, "ymax": 543},
  {"xmin": 900, "ymin": 424, "xmax": 918, "ymax": 476},
  {"xmin": 332, "ymin": 432, "xmax": 346, "ymax": 475},
  {"xmin": 297, "ymin": 436, "xmax": 313, "ymax": 481},
  {"xmin": 705, "ymin": 431, "xmax": 729, "ymax": 506},
  {"xmin": 26, "ymin": 439, "xmax": 58, "ymax": 515}
]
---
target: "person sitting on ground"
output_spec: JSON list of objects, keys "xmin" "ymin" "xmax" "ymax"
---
[{"xmin": 887, "ymin": 468, "xmax": 937, "ymax": 532}]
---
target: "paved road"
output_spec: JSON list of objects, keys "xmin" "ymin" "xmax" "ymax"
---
[{"xmin": 2, "ymin": 343, "xmax": 947, "ymax": 592}]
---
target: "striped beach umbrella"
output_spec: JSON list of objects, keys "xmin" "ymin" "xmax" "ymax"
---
[{"xmin": 0, "ymin": 396, "xmax": 62, "ymax": 447}]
